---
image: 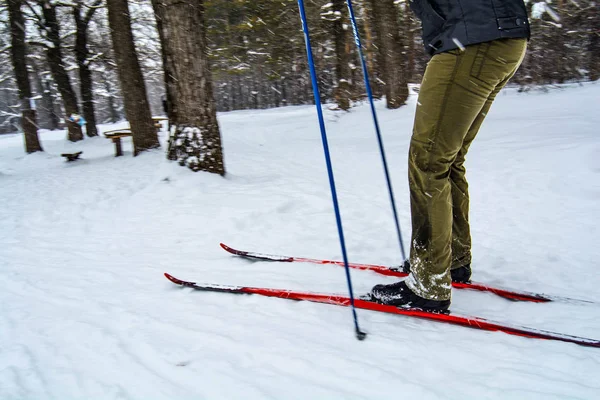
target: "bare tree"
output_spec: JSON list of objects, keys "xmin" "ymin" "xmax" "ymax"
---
[
  {"xmin": 369, "ymin": 0, "xmax": 408, "ymax": 109},
  {"xmin": 157, "ymin": 0, "xmax": 225, "ymax": 174},
  {"xmin": 30, "ymin": 60, "xmax": 60, "ymax": 130},
  {"xmin": 587, "ymin": 4, "xmax": 599, "ymax": 81},
  {"xmin": 329, "ymin": 0, "xmax": 352, "ymax": 110},
  {"xmin": 150, "ymin": 0, "xmax": 175, "ymax": 122},
  {"xmin": 36, "ymin": 0, "xmax": 84, "ymax": 141},
  {"xmin": 8, "ymin": 0, "xmax": 43, "ymax": 153},
  {"xmin": 73, "ymin": 0, "xmax": 102, "ymax": 137},
  {"xmin": 106, "ymin": 0, "xmax": 159, "ymax": 154},
  {"xmin": 404, "ymin": 4, "xmax": 417, "ymax": 82}
]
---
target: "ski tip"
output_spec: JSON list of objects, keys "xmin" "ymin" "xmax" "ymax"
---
[
  {"xmin": 219, "ymin": 242, "xmax": 229, "ymax": 251},
  {"xmin": 220, "ymin": 242, "xmax": 250, "ymax": 257},
  {"xmin": 164, "ymin": 272, "xmax": 188, "ymax": 285}
]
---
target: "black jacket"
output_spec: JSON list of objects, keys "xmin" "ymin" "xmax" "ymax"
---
[{"xmin": 409, "ymin": 0, "xmax": 530, "ymax": 55}]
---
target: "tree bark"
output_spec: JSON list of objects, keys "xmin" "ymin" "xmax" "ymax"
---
[
  {"xmin": 405, "ymin": 5, "xmax": 416, "ymax": 82},
  {"xmin": 106, "ymin": 0, "xmax": 159, "ymax": 155},
  {"xmin": 150, "ymin": 0, "xmax": 176, "ymax": 123},
  {"xmin": 39, "ymin": 0, "xmax": 84, "ymax": 142},
  {"xmin": 73, "ymin": 2, "xmax": 100, "ymax": 137},
  {"xmin": 159, "ymin": 0, "xmax": 225, "ymax": 175},
  {"xmin": 554, "ymin": 0, "xmax": 568, "ymax": 83},
  {"xmin": 103, "ymin": 76, "xmax": 120, "ymax": 123},
  {"xmin": 360, "ymin": 2, "xmax": 382, "ymax": 97},
  {"xmin": 369, "ymin": 0, "xmax": 408, "ymax": 109},
  {"xmin": 31, "ymin": 61, "xmax": 60, "ymax": 130},
  {"xmin": 589, "ymin": 7, "xmax": 599, "ymax": 81},
  {"xmin": 332, "ymin": 0, "xmax": 351, "ymax": 110},
  {"xmin": 8, "ymin": 0, "xmax": 43, "ymax": 153}
]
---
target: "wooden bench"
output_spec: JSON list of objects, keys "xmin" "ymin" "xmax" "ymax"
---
[
  {"xmin": 104, "ymin": 129, "xmax": 132, "ymax": 157},
  {"xmin": 61, "ymin": 151, "xmax": 83, "ymax": 162}
]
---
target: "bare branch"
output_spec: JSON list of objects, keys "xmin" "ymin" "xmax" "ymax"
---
[
  {"xmin": 27, "ymin": 40, "xmax": 50, "ymax": 49},
  {"xmin": 84, "ymin": 0, "xmax": 103, "ymax": 25}
]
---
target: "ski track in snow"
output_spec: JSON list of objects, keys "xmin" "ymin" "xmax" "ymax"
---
[{"xmin": 1, "ymin": 84, "xmax": 599, "ymax": 399}]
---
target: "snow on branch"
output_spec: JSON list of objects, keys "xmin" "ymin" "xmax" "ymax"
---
[{"xmin": 531, "ymin": 2, "xmax": 561, "ymax": 23}]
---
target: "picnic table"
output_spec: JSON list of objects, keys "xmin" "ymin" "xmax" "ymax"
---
[
  {"xmin": 103, "ymin": 117, "xmax": 169, "ymax": 157},
  {"xmin": 104, "ymin": 129, "xmax": 132, "ymax": 157}
]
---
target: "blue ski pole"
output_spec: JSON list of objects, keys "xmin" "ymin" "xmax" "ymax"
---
[
  {"xmin": 345, "ymin": 0, "xmax": 407, "ymax": 261},
  {"xmin": 296, "ymin": 0, "xmax": 366, "ymax": 341}
]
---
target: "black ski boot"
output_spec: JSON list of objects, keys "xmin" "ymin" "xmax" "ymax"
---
[
  {"xmin": 369, "ymin": 281, "xmax": 450, "ymax": 313},
  {"xmin": 450, "ymin": 265, "xmax": 472, "ymax": 283},
  {"xmin": 400, "ymin": 261, "xmax": 472, "ymax": 284}
]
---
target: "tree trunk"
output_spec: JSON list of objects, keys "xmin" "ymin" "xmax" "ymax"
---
[
  {"xmin": 159, "ymin": 0, "xmax": 225, "ymax": 175},
  {"xmin": 40, "ymin": 0, "xmax": 83, "ymax": 142},
  {"xmin": 106, "ymin": 0, "xmax": 159, "ymax": 155},
  {"xmin": 405, "ymin": 5, "xmax": 416, "ymax": 82},
  {"xmin": 8, "ymin": 0, "xmax": 43, "ymax": 153},
  {"xmin": 150, "ymin": 0, "xmax": 176, "ymax": 123},
  {"xmin": 360, "ymin": 2, "xmax": 375, "ymax": 83},
  {"xmin": 31, "ymin": 61, "xmax": 60, "ymax": 130},
  {"xmin": 369, "ymin": 0, "xmax": 408, "ymax": 109},
  {"xmin": 332, "ymin": 0, "xmax": 351, "ymax": 110},
  {"xmin": 281, "ymin": 78, "xmax": 287, "ymax": 106},
  {"xmin": 360, "ymin": 2, "xmax": 383, "ymax": 98},
  {"xmin": 554, "ymin": 0, "xmax": 567, "ymax": 83},
  {"xmin": 73, "ymin": 3, "xmax": 99, "ymax": 137},
  {"xmin": 589, "ymin": 7, "xmax": 599, "ymax": 81},
  {"xmin": 101, "ymin": 71, "xmax": 120, "ymax": 123}
]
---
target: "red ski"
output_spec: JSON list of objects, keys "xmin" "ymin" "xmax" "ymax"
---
[
  {"xmin": 164, "ymin": 273, "xmax": 600, "ymax": 348},
  {"xmin": 220, "ymin": 243, "xmax": 565, "ymax": 303}
]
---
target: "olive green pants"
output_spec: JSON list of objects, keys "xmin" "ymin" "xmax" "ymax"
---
[{"xmin": 406, "ymin": 39, "xmax": 527, "ymax": 301}]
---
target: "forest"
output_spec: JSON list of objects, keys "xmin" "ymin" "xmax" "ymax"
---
[{"xmin": 2, "ymin": 0, "xmax": 599, "ymax": 172}]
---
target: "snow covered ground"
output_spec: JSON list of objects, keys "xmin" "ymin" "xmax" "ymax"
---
[{"xmin": 1, "ymin": 83, "xmax": 599, "ymax": 399}]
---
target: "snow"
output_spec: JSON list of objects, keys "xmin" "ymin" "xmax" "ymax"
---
[
  {"xmin": 531, "ymin": 2, "xmax": 562, "ymax": 22},
  {"xmin": 1, "ymin": 83, "xmax": 600, "ymax": 399}
]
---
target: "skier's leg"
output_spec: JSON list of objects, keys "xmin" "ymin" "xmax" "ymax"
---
[
  {"xmin": 450, "ymin": 42, "xmax": 528, "ymax": 272},
  {"xmin": 406, "ymin": 39, "xmax": 527, "ymax": 302}
]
